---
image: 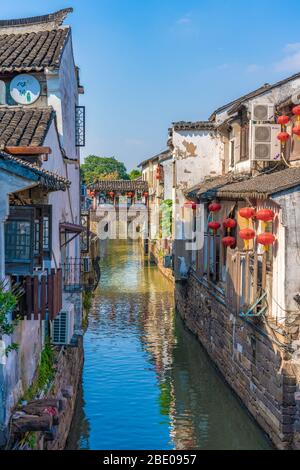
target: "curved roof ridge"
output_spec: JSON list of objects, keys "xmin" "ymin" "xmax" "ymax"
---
[{"xmin": 0, "ymin": 8, "xmax": 73, "ymax": 29}]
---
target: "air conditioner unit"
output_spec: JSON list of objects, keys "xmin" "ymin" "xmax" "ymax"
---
[
  {"xmin": 51, "ymin": 304, "xmax": 75, "ymax": 345},
  {"xmin": 251, "ymin": 103, "xmax": 275, "ymax": 122},
  {"xmin": 251, "ymin": 123, "xmax": 281, "ymax": 162}
]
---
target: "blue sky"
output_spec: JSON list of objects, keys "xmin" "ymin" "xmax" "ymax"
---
[{"xmin": 2, "ymin": 1, "xmax": 300, "ymax": 170}]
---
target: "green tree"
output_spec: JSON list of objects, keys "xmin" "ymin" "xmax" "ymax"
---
[
  {"xmin": 128, "ymin": 169, "xmax": 142, "ymax": 180},
  {"xmin": 81, "ymin": 156, "xmax": 129, "ymax": 184}
]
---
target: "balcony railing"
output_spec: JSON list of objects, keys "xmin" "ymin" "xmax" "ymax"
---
[
  {"xmin": 62, "ymin": 257, "xmax": 100, "ymax": 293},
  {"xmin": 18, "ymin": 269, "xmax": 62, "ymax": 320}
]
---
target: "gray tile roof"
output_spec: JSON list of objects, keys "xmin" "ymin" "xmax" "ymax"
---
[
  {"xmin": 215, "ymin": 167, "xmax": 300, "ymax": 200},
  {"xmin": 209, "ymin": 72, "xmax": 300, "ymax": 120},
  {"xmin": 89, "ymin": 180, "xmax": 149, "ymax": 192},
  {"xmin": 0, "ymin": 107, "xmax": 54, "ymax": 147},
  {"xmin": 0, "ymin": 27, "xmax": 70, "ymax": 72},
  {"xmin": 0, "ymin": 8, "xmax": 73, "ymax": 28},
  {"xmin": 186, "ymin": 174, "xmax": 249, "ymax": 200},
  {"xmin": 172, "ymin": 121, "xmax": 215, "ymax": 131},
  {"xmin": 138, "ymin": 149, "xmax": 170, "ymax": 168},
  {"xmin": 0, "ymin": 150, "xmax": 70, "ymax": 191}
]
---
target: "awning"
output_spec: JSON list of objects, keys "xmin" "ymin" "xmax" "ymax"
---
[{"xmin": 60, "ymin": 222, "xmax": 84, "ymax": 233}]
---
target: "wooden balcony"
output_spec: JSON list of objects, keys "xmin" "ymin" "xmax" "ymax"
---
[
  {"xmin": 194, "ymin": 232, "xmax": 271, "ymax": 318},
  {"xmin": 225, "ymin": 249, "xmax": 270, "ymax": 317},
  {"xmin": 18, "ymin": 269, "xmax": 62, "ymax": 320}
]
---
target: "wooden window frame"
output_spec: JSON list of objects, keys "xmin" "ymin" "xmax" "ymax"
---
[
  {"xmin": 240, "ymin": 122, "xmax": 250, "ymax": 162},
  {"xmin": 32, "ymin": 205, "xmax": 52, "ymax": 265},
  {"xmin": 5, "ymin": 206, "xmax": 35, "ymax": 276},
  {"xmin": 230, "ymin": 139, "xmax": 235, "ymax": 167}
]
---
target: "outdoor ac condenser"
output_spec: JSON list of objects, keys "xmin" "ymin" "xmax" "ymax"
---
[
  {"xmin": 250, "ymin": 123, "xmax": 281, "ymax": 162},
  {"xmin": 251, "ymin": 102, "xmax": 275, "ymax": 122},
  {"xmin": 51, "ymin": 303, "xmax": 75, "ymax": 345}
]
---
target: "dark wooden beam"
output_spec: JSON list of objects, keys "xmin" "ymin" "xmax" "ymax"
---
[{"xmin": 5, "ymin": 146, "xmax": 52, "ymax": 155}]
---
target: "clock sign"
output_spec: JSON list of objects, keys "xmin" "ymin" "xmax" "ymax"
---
[{"xmin": 10, "ymin": 74, "xmax": 41, "ymax": 105}]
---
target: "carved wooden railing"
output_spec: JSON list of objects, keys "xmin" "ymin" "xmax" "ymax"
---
[{"xmin": 20, "ymin": 269, "xmax": 62, "ymax": 320}]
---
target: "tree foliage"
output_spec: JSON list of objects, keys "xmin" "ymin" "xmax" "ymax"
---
[
  {"xmin": 129, "ymin": 169, "xmax": 142, "ymax": 180},
  {"xmin": 0, "ymin": 280, "xmax": 22, "ymax": 355},
  {"xmin": 81, "ymin": 156, "xmax": 129, "ymax": 184}
]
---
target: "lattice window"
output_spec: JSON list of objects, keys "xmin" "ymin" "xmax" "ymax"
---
[
  {"xmin": 5, "ymin": 207, "xmax": 35, "ymax": 275},
  {"xmin": 75, "ymin": 105, "xmax": 86, "ymax": 147}
]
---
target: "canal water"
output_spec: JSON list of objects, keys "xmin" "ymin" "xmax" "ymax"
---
[{"xmin": 67, "ymin": 240, "xmax": 271, "ymax": 450}]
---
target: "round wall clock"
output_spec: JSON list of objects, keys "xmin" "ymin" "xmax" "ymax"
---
[{"xmin": 10, "ymin": 74, "xmax": 41, "ymax": 105}]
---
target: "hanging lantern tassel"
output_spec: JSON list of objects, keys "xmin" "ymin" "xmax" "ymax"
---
[
  {"xmin": 277, "ymin": 131, "xmax": 290, "ymax": 149},
  {"xmin": 239, "ymin": 228, "xmax": 255, "ymax": 251},
  {"xmin": 257, "ymin": 233, "xmax": 276, "ymax": 252},
  {"xmin": 223, "ymin": 218, "xmax": 237, "ymax": 235}
]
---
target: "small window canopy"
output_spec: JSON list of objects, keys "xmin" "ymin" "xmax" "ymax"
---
[
  {"xmin": 60, "ymin": 222, "xmax": 84, "ymax": 234},
  {"xmin": 60, "ymin": 222, "xmax": 84, "ymax": 248}
]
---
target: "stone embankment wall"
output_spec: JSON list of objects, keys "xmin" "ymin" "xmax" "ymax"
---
[
  {"xmin": 45, "ymin": 335, "xmax": 83, "ymax": 450},
  {"xmin": 149, "ymin": 242, "xmax": 174, "ymax": 284},
  {"xmin": 23, "ymin": 335, "xmax": 84, "ymax": 450},
  {"xmin": 175, "ymin": 274, "xmax": 300, "ymax": 450}
]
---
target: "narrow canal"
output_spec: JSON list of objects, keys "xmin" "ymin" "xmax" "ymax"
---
[{"xmin": 67, "ymin": 241, "xmax": 271, "ymax": 450}]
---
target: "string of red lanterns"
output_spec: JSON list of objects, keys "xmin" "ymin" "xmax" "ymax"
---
[
  {"xmin": 277, "ymin": 105, "xmax": 300, "ymax": 145},
  {"xmin": 222, "ymin": 218, "xmax": 237, "ymax": 248},
  {"xmin": 208, "ymin": 202, "xmax": 222, "ymax": 235},
  {"xmin": 207, "ymin": 203, "xmax": 276, "ymax": 251}
]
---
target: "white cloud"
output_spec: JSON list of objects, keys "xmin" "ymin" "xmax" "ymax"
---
[
  {"xmin": 275, "ymin": 43, "xmax": 300, "ymax": 72},
  {"xmin": 176, "ymin": 17, "xmax": 191, "ymax": 25},
  {"xmin": 176, "ymin": 13, "xmax": 192, "ymax": 25},
  {"xmin": 284, "ymin": 43, "xmax": 300, "ymax": 52},
  {"xmin": 217, "ymin": 63, "xmax": 229, "ymax": 71},
  {"xmin": 246, "ymin": 64, "xmax": 263, "ymax": 73}
]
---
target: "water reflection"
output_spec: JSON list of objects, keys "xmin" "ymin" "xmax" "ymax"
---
[{"xmin": 67, "ymin": 241, "xmax": 271, "ymax": 450}]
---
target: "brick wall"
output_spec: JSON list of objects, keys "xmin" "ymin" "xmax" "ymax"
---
[{"xmin": 175, "ymin": 274, "xmax": 300, "ymax": 449}]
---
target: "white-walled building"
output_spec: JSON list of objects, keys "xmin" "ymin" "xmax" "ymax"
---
[{"xmin": 0, "ymin": 9, "xmax": 86, "ymax": 447}]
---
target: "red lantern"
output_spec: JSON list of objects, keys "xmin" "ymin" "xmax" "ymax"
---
[
  {"xmin": 277, "ymin": 115, "xmax": 290, "ymax": 125},
  {"xmin": 143, "ymin": 191, "xmax": 149, "ymax": 197},
  {"xmin": 108, "ymin": 191, "xmax": 115, "ymax": 198},
  {"xmin": 277, "ymin": 131, "xmax": 290, "ymax": 142},
  {"xmin": 239, "ymin": 228, "xmax": 255, "ymax": 241},
  {"xmin": 184, "ymin": 202, "xmax": 197, "ymax": 210},
  {"xmin": 208, "ymin": 221, "xmax": 221, "ymax": 231},
  {"xmin": 127, "ymin": 192, "xmax": 134, "ymax": 198},
  {"xmin": 256, "ymin": 209, "xmax": 275, "ymax": 222},
  {"xmin": 156, "ymin": 166, "xmax": 162, "ymax": 180},
  {"xmin": 223, "ymin": 218, "xmax": 237, "ymax": 229},
  {"xmin": 222, "ymin": 236, "xmax": 236, "ymax": 248},
  {"xmin": 292, "ymin": 105, "xmax": 300, "ymax": 116},
  {"xmin": 293, "ymin": 126, "xmax": 300, "ymax": 136},
  {"xmin": 208, "ymin": 203, "xmax": 221, "ymax": 213},
  {"xmin": 239, "ymin": 207, "xmax": 256, "ymax": 220},
  {"xmin": 89, "ymin": 191, "xmax": 95, "ymax": 198},
  {"xmin": 257, "ymin": 233, "xmax": 276, "ymax": 246}
]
